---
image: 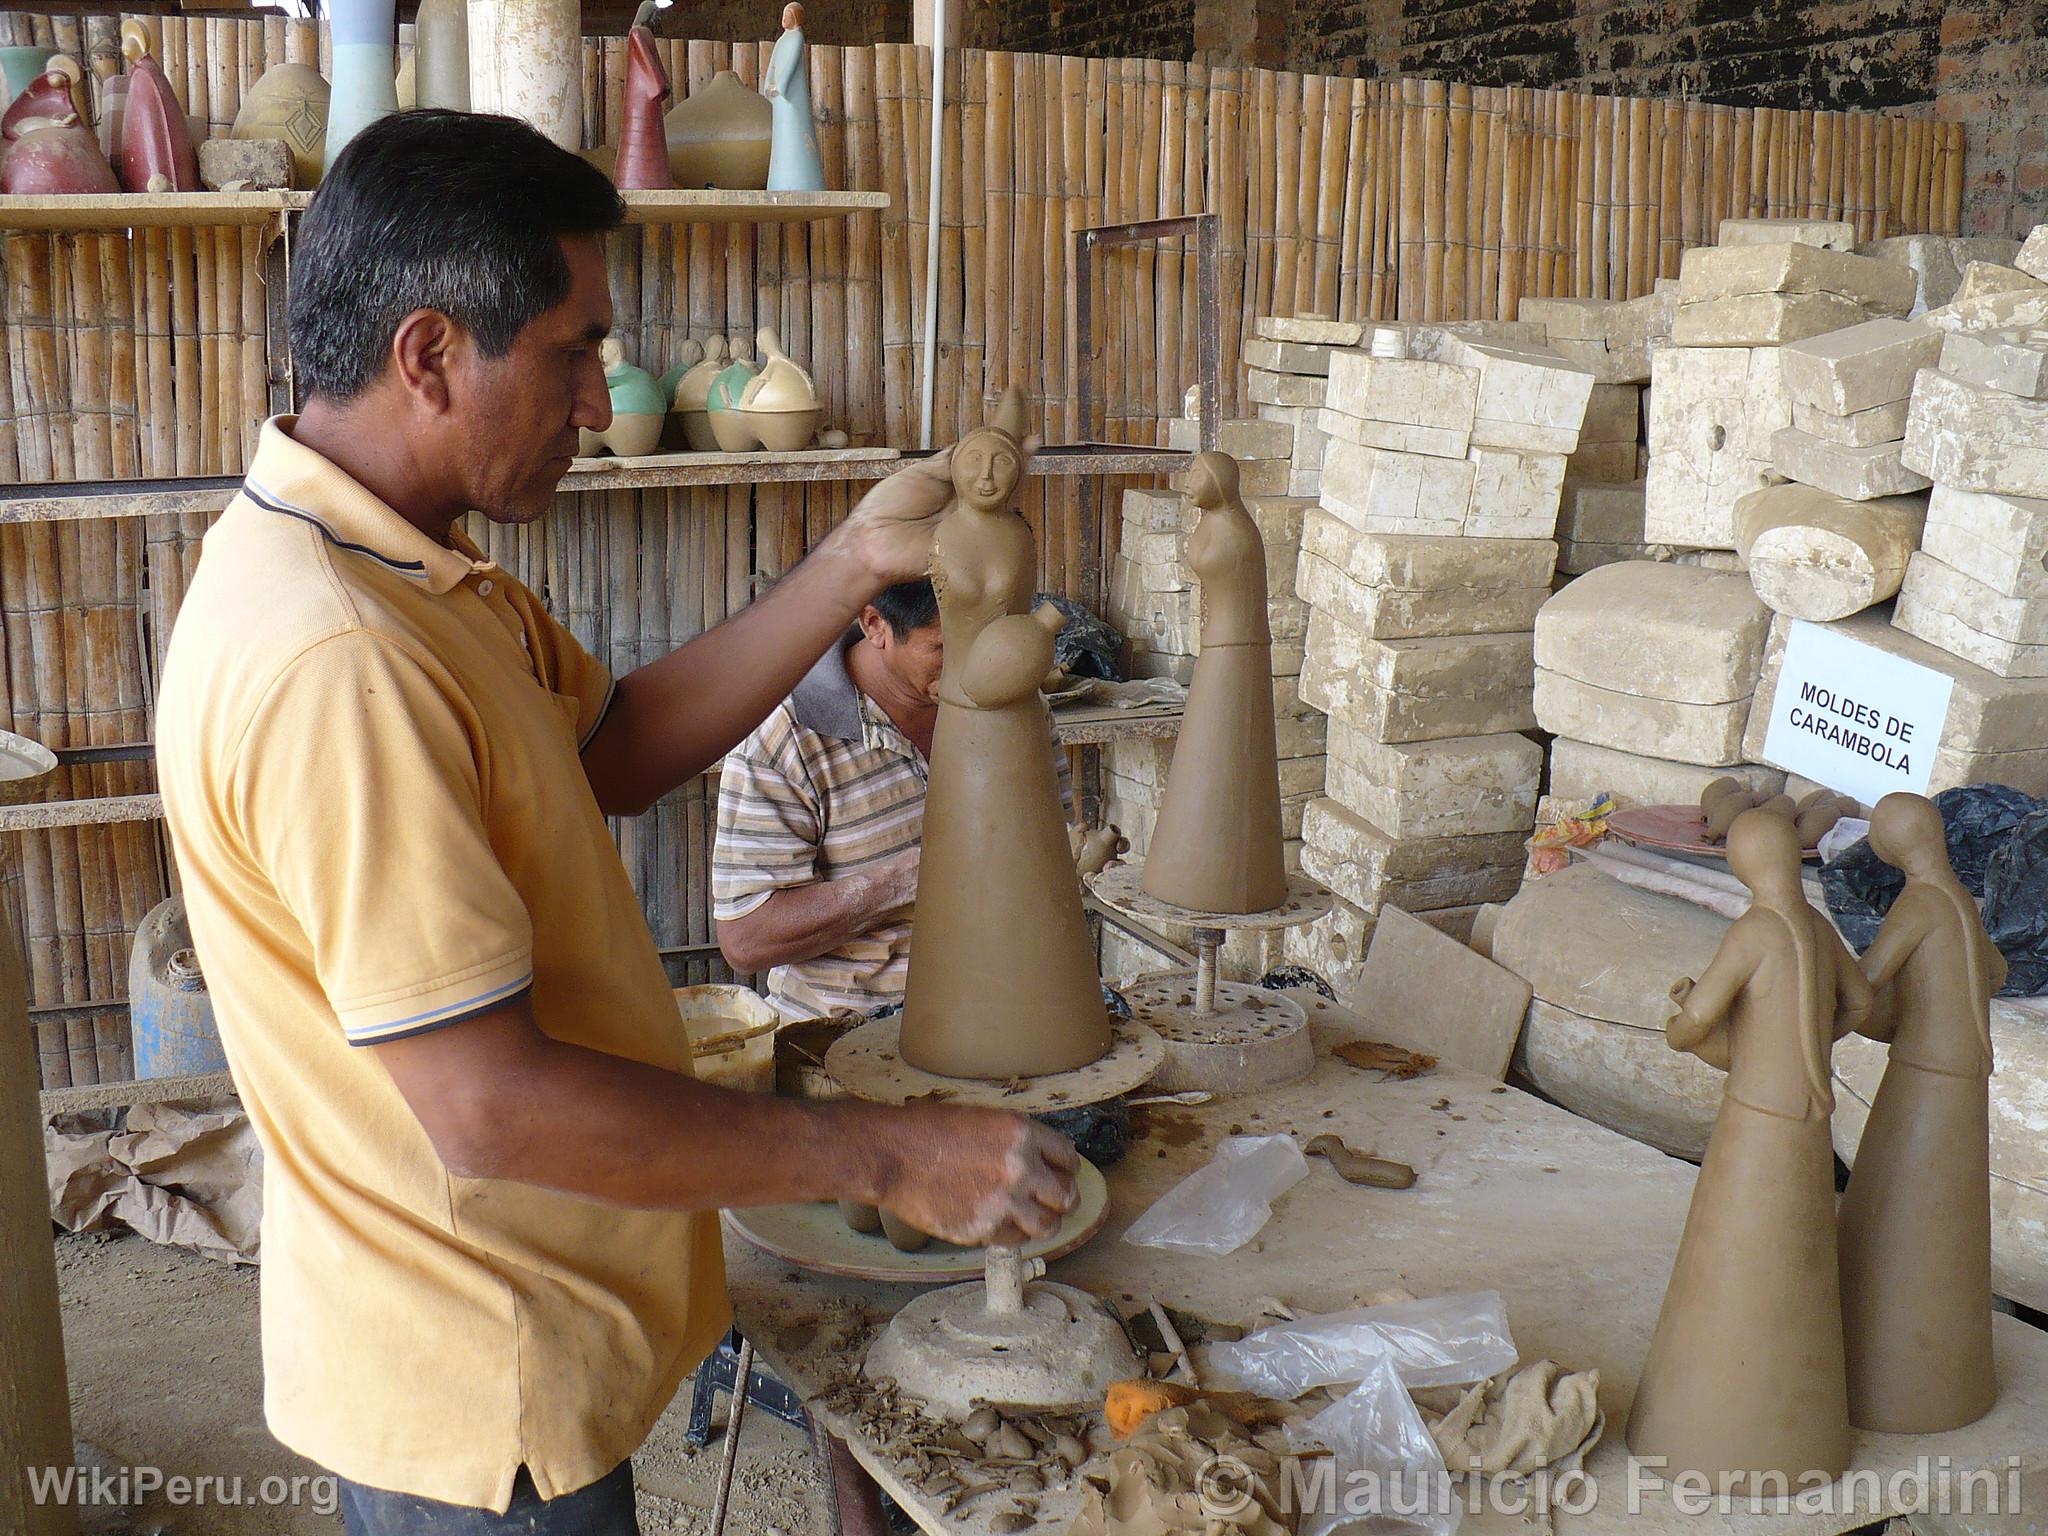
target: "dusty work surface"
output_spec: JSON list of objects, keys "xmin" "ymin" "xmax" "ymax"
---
[
  {"xmin": 54, "ymin": 1232, "xmax": 825, "ymax": 1535},
  {"xmin": 727, "ymin": 992, "xmax": 2048, "ymax": 1536}
]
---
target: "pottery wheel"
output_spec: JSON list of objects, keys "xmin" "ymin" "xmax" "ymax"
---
[
  {"xmin": 1119, "ymin": 973, "xmax": 1313, "ymax": 1093},
  {"xmin": 1086, "ymin": 862, "xmax": 1335, "ymax": 932},
  {"xmin": 824, "ymin": 1015, "xmax": 1164, "ymax": 1112}
]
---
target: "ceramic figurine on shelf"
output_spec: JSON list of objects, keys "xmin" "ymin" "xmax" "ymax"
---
[
  {"xmin": 117, "ymin": 21, "xmax": 199, "ymax": 193},
  {"xmin": 2, "ymin": 55, "xmax": 78, "ymax": 140},
  {"xmin": 322, "ymin": 0, "xmax": 398, "ymax": 168},
  {"xmin": 705, "ymin": 353, "xmax": 762, "ymax": 452},
  {"xmin": 738, "ymin": 327, "xmax": 821, "ymax": 450},
  {"xmin": 762, "ymin": 2, "xmax": 824, "ymax": 192},
  {"xmin": 1836, "ymin": 792, "xmax": 2003, "ymax": 1434},
  {"xmin": 1140, "ymin": 451, "xmax": 1288, "ymax": 915},
  {"xmin": 234, "ymin": 63, "xmax": 330, "ymax": 190},
  {"xmin": 671, "ymin": 335, "xmax": 730, "ymax": 451},
  {"xmin": 1, "ymin": 57, "xmax": 119, "ymax": 195},
  {"xmin": 576, "ymin": 339, "xmax": 667, "ymax": 458},
  {"xmin": 613, "ymin": 13, "xmax": 674, "ymax": 191},
  {"xmin": 655, "ymin": 338, "xmax": 704, "ymax": 450},
  {"xmin": 664, "ymin": 69, "xmax": 771, "ymax": 189},
  {"xmin": 1625, "ymin": 809, "xmax": 1868, "ymax": 1495},
  {"xmin": 897, "ymin": 387, "xmax": 1113, "ymax": 1082}
]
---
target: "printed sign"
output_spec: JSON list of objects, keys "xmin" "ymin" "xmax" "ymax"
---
[{"xmin": 1760, "ymin": 620, "xmax": 1954, "ymax": 805}]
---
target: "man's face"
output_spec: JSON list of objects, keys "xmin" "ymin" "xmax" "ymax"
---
[
  {"xmin": 451, "ymin": 234, "xmax": 615, "ymax": 525},
  {"xmin": 869, "ymin": 615, "xmax": 945, "ymax": 704}
]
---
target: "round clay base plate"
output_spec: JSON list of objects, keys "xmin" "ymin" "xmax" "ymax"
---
[
  {"xmin": 1609, "ymin": 803, "xmax": 1822, "ymax": 863},
  {"xmin": 824, "ymin": 1016, "xmax": 1164, "ymax": 1113},
  {"xmin": 1121, "ymin": 974, "xmax": 1313, "ymax": 1094},
  {"xmin": 721, "ymin": 1158, "xmax": 1110, "ymax": 1283},
  {"xmin": 1087, "ymin": 862, "xmax": 1335, "ymax": 932}
]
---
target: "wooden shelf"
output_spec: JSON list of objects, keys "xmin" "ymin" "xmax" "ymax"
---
[
  {"xmin": 0, "ymin": 190, "xmax": 302, "ymax": 232},
  {"xmin": 1049, "ymin": 699, "xmax": 1183, "ymax": 745},
  {"xmin": 618, "ymin": 188, "xmax": 889, "ymax": 225},
  {"xmin": 564, "ymin": 447, "xmax": 901, "ymax": 491},
  {"xmin": 0, "ymin": 792, "xmax": 161, "ymax": 832}
]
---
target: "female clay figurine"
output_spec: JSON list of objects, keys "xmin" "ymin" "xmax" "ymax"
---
[
  {"xmin": 1836, "ymin": 792, "xmax": 2003, "ymax": 1434},
  {"xmin": 763, "ymin": 3, "xmax": 824, "ymax": 192},
  {"xmin": 897, "ymin": 388, "xmax": 1112, "ymax": 1080},
  {"xmin": 1140, "ymin": 451, "xmax": 1287, "ymax": 915},
  {"xmin": 118, "ymin": 20, "xmax": 199, "ymax": 193},
  {"xmin": 1625, "ymin": 809, "xmax": 1868, "ymax": 1494},
  {"xmin": 612, "ymin": 18, "xmax": 674, "ymax": 190}
]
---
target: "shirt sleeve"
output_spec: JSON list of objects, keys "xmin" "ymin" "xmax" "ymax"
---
[
  {"xmin": 231, "ymin": 629, "xmax": 536, "ymax": 1045},
  {"xmin": 712, "ymin": 714, "xmax": 824, "ymax": 922},
  {"xmin": 508, "ymin": 579, "xmax": 617, "ymax": 749}
]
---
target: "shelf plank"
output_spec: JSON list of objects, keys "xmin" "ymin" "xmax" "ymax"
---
[
  {"xmin": 563, "ymin": 447, "xmax": 901, "ymax": 491},
  {"xmin": 0, "ymin": 792, "xmax": 162, "ymax": 831},
  {"xmin": 618, "ymin": 189, "xmax": 890, "ymax": 225},
  {"xmin": 0, "ymin": 190, "xmax": 303, "ymax": 231}
]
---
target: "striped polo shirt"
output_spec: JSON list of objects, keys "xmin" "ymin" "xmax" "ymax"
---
[{"xmin": 713, "ymin": 632, "xmax": 1070, "ymax": 1020}]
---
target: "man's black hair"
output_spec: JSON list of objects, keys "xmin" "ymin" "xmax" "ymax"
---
[
  {"xmin": 288, "ymin": 110, "xmax": 626, "ymax": 401},
  {"xmin": 870, "ymin": 579, "xmax": 939, "ymax": 639}
]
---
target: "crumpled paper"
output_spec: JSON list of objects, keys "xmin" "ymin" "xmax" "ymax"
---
[{"xmin": 46, "ymin": 1097, "xmax": 262, "ymax": 1264}]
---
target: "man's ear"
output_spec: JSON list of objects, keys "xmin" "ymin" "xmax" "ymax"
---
[
  {"xmin": 855, "ymin": 605, "xmax": 890, "ymax": 648},
  {"xmin": 390, "ymin": 308, "xmax": 461, "ymax": 415}
]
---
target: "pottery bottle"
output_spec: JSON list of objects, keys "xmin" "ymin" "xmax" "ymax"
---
[
  {"xmin": 706, "ymin": 357, "xmax": 762, "ymax": 452},
  {"xmin": 233, "ymin": 63, "xmax": 330, "ymax": 189},
  {"xmin": 738, "ymin": 327, "xmax": 822, "ymax": 451},
  {"xmin": 665, "ymin": 69, "xmax": 772, "ymax": 189},
  {"xmin": 117, "ymin": 21, "xmax": 199, "ymax": 193},
  {"xmin": 1140, "ymin": 451, "xmax": 1288, "ymax": 915},
  {"xmin": 1624, "ymin": 810, "xmax": 1866, "ymax": 1496},
  {"xmin": 763, "ymin": 2, "xmax": 824, "ymax": 192},
  {"xmin": 413, "ymin": 0, "xmax": 469, "ymax": 111},
  {"xmin": 898, "ymin": 388, "xmax": 1113, "ymax": 1081},
  {"xmin": 578, "ymin": 338, "xmax": 668, "ymax": 458},
  {"xmin": 672, "ymin": 335, "xmax": 729, "ymax": 452},
  {"xmin": 1836, "ymin": 792, "xmax": 2002, "ymax": 1434},
  {"xmin": 322, "ymin": 0, "xmax": 398, "ymax": 169},
  {"xmin": 468, "ymin": 0, "xmax": 581, "ymax": 151},
  {"xmin": 613, "ymin": 22, "xmax": 673, "ymax": 190}
]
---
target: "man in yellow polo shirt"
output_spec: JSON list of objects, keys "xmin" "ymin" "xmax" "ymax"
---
[{"xmin": 154, "ymin": 110, "xmax": 1077, "ymax": 1535}]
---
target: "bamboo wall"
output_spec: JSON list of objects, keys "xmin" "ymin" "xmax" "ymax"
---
[{"xmin": 0, "ymin": 9, "xmax": 1965, "ymax": 1087}]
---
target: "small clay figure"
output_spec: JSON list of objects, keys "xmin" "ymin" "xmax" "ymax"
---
[
  {"xmin": 1793, "ymin": 787, "xmax": 1856, "ymax": 849},
  {"xmin": 898, "ymin": 388, "xmax": 1113, "ymax": 1080},
  {"xmin": 1836, "ymin": 792, "xmax": 2003, "ymax": 1434},
  {"xmin": 1625, "ymin": 809, "xmax": 1868, "ymax": 1494},
  {"xmin": 672, "ymin": 335, "xmax": 730, "ymax": 451},
  {"xmin": 117, "ymin": 20, "xmax": 200, "ymax": 193},
  {"xmin": 1140, "ymin": 452, "xmax": 1288, "ymax": 915},
  {"xmin": 2, "ymin": 57, "xmax": 79, "ymax": 140},
  {"xmin": 1070, "ymin": 823, "xmax": 1128, "ymax": 880},
  {"xmin": 0, "ymin": 57, "xmax": 119, "ymax": 195},
  {"xmin": 763, "ymin": 2, "xmax": 824, "ymax": 192},
  {"xmin": 665, "ymin": 68, "xmax": 772, "ymax": 189},
  {"xmin": 576, "ymin": 339, "xmax": 667, "ymax": 458},
  {"xmin": 612, "ymin": 17, "xmax": 674, "ymax": 190},
  {"xmin": 738, "ymin": 326, "xmax": 822, "ymax": 450}
]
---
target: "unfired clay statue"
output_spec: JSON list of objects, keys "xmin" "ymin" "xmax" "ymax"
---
[
  {"xmin": 898, "ymin": 388, "xmax": 1113, "ymax": 1079},
  {"xmin": 613, "ymin": 19, "xmax": 674, "ymax": 191},
  {"xmin": 1836, "ymin": 791, "xmax": 2004, "ymax": 1433},
  {"xmin": 763, "ymin": 2, "xmax": 824, "ymax": 192},
  {"xmin": 665, "ymin": 69, "xmax": 772, "ymax": 189},
  {"xmin": 577, "ymin": 339, "xmax": 667, "ymax": 457},
  {"xmin": 672, "ymin": 335, "xmax": 729, "ymax": 451},
  {"xmin": 1625, "ymin": 809, "xmax": 1869, "ymax": 1493},
  {"xmin": 738, "ymin": 326, "xmax": 822, "ymax": 451},
  {"xmin": 1139, "ymin": 452, "xmax": 1287, "ymax": 915},
  {"xmin": 118, "ymin": 20, "xmax": 200, "ymax": 193}
]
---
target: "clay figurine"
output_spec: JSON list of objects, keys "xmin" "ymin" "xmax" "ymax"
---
[
  {"xmin": 670, "ymin": 335, "xmax": 730, "ymax": 451},
  {"xmin": 577, "ymin": 339, "xmax": 667, "ymax": 458},
  {"xmin": 613, "ymin": 16, "xmax": 674, "ymax": 190},
  {"xmin": 1140, "ymin": 452, "xmax": 1288, "ymax": 915},
  {"xmin": 321, "ymin": 0, "xmax": 398, "ymax": 168},
  {"xmin": 664, "ymin": 68, "xmax": 772, "ymax": 189},
  {"xmin": 2, "ymin": 55, "xmax": 79, "ymax": 140},
  {"xmin": 898, "ymin": 388, "xmax": 1113, "ymax": 1080},
  {"xmin": 1836, "ymin": 792, "xmax": 2003, "ymax": 1434},
  {"xmin": 0, "ymin": 57, "xmax": 118, "ymax": 195},
  {"xmin": 738, "ymin": 326, "xmax": 822, "ymax": 451},
  {"xmin": 762, "ymin": 3, "xmax": 824, "ymax": 192},
  {"xmin": 705, "ymin": 354, "xmax": 762, "ymax": 452},
  {"xmin": 1625, "ymin": 809, "xmax": 1868, "ymax": 1494},
  {"xmin": 233, "ymin": 63, "xmax": 330, "ymax": 189},
  {"xmin": 117, "ymin": 20, "xmax": 200, "ymax": 193},
  {"xmin": 653, "ymin": 338, "xmax": 704, "ymax": 450}
]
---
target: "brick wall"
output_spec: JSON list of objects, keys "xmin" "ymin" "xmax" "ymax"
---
[
  {"xmin": 1934, "ymin": 0, "xmax": 2048, "ymax": 237},
  {"xmin": 975, "ymin": 0, "xmax": 1197, "ymax": 57},
  {"xmin": 654, "ymin": 0, "xmax": 908, "ymax": 46}
]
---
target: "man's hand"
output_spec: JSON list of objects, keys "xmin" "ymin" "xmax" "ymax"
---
[
  {"xmin": 874, "ymin": 1105, "xmax": 1079, "ymax": 1247},
  {"xmin": 871, "ymin": 846, "xmax": 921, "ymax": 916},
  {"xmin": 836, "ymin": 435, "xmax": 1043, "ymax": 588}
]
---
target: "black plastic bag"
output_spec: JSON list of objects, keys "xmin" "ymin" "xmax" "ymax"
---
[
  {"xmin": 1984, "ymin": 808, "xmax": 2048, "ymax": 997},
  {"xmin": 1037, "ymin": 592, "xmax": 1123, "ymax": 681}
]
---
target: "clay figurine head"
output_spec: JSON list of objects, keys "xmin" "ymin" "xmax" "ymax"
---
[
  {"xmin": 950, "ymin": 386, "xmax": 1030, "ymax": 512},
  {"xmin": 782, "ymin": 3, "xmax": 804, "ymax": 30},
  {"xmin": 1726, "ymin": 808, "xmax": 1805, "ymax": 904},
  {"xmin": 1867, "ymin": 792, "xmax": 1948, "ymax": 879},
  {"xmin": 1175, "ymin": 450, "xmax": 1239, "ymax": 510}
]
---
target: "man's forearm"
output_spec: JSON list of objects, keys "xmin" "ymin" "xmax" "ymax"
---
[{"xmin": 717, "ymin": 866, "xmax": 906, "ymax": 973}]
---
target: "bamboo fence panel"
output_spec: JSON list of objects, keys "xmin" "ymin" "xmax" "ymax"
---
[{"xmin": 0, "ymin": 9, "xmax": 1965, "ymax": 1084}]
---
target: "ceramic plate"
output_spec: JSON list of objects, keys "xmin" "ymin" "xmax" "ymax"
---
[
  {"xmin": 1608, "ymin": 803, "xmax": 1822, "ymax": 862},
  {"xmin": 721, "ymin": 1156, "xmax": 1110, "ymax": 1282}
]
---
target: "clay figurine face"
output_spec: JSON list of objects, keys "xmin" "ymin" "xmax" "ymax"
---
[
  {"xmin": 1867, "ymin": 791, "xmax": 1944, "ymax": 873},
  {"xmin": 782, "ymin": 2, "xmax": 804, "ymax": 29},
  {"xmin": 951, "ymin": 429, "xmax": 1023, "ymax": 512},
  {"xmin": 1725, "ymin": 808, "xmax": 1804, "ymax": 897},
  {"xmin": 1173, "ymin": 449, "xmax": 1238, "ymax": 508}
]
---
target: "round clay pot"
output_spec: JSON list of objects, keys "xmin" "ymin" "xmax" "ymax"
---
[
  {"xmin": 601, "ymin": 412, "xmax": 664, "ymax": 457},
  {"xmin": 663, "ymin": 69, "xmax": 771, "ymax": 189},
  {"xmin": 743, "ymin": 407, "xmax": 821, "ymax": 452},
  {"xmin": 233, "ymin": 62, "xmax": 331, "ymax": 188},
  {"xmin": 682, "ymin": 410, "xmax": 718, "ymax": 452},
  {"xmin": 577, "ymin": 426, "xmax": 603, "ymax": 457},
  {"xmin": 709, "ymin": 409, "xmax": 760, "ymax": 453}
]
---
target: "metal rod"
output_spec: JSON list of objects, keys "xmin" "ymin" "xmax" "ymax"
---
[{"xmin": 1193, "ymin": 928, "xmax": 1222, "ymax": 1015}]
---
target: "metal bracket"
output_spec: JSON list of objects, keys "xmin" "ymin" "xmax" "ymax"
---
[{"xmin": 1073, "ymin": 213, "xmax": 1222, "ymax": 455}]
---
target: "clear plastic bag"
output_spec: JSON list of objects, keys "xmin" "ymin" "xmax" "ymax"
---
[
  {"xmin": 1288, "ymin": 1354, "xmax": 1462, "ymax": 1536},
  {"xmin": 1205, "ymin": 1292, "xmax": 1519, "ymax": 1397},
  {"xmin": 1120, "ymin": 1134, "xmax": 1309, "ymax": 1255}
]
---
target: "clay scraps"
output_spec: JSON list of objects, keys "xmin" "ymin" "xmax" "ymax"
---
[
  {"xmin": 1332, "ymin": 1039, "xmax": 1437, "ymax": 1079},
  {"xmin": 1414, "ymin": 1360, "xmax": 1604, "ymax": 1478},
  {"xmin": 1071, "ymin": 1405, "xmax": 1293, "ymax": 1536},
  {"xmin": 1304, "ymin": 1133, "xmax": 1417, "ymax": 1190}
]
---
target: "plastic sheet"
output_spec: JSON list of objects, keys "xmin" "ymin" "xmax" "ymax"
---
[
  {"xmin": 1204, "ymin": 1292, "xmax": 1520, "ymax": 1398},
  {"xmin": 1984, "ymin": 807, "xmax": 2048, "ymax": 996},
  {"xmin": 1289, "ymin": 1354, "xmax": 1459, "ymax": 1536},
  {"xmin": 1121, "ymin": 1134, "xmax": 1309, "ymax": 1255}
]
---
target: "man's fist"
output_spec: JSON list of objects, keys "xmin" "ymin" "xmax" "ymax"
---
[{"xmin": 875, "ymin": 1105, "xmax": 1079, "ymax": 1248}]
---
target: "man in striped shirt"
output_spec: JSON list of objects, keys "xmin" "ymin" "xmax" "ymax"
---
[{"xmin": 713, "ymin": 580, "xmax": 1071, "ymax": 1018}]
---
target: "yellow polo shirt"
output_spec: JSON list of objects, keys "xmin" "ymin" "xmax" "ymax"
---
[{"xmin": 155, "ymin": 420, "xmax": 729, "ymax": 1510}]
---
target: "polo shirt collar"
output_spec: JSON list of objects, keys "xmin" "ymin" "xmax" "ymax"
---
[
  {"xmin": 241, "ymin": 416, "xmax": 490, "ymax": 596},
  {"xmin": 789, "ymin": 628, "xmax": 867, "ymax": 741}
]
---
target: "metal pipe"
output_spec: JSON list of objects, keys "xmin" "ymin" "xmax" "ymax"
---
[{"xmin": 917, "ymin": 6, "xmax": 946, "ymax": 448}]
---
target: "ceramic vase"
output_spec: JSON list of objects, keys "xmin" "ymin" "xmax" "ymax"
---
[
  {"xmin": 664, "ymin": 70, "xmax": 771, "ymax": 189},
  {"xmin": 578, "ymin": 340, "xmax": 669, "ymax": 458},
  {"xmin": 323, "ymin": 0, "xmax": 398, "ymax": 169},
  {"xmin": 233, "ymin": 63, "xmax": 330, "ymax": 189},
  {"xmin": 413, "ymin": 0, "xmax": 469, "ymax": 111},
  {"xmin": 706, "ymin": 359, "xmax": 762, "ymax": 452},
  {"xmin": 468, "ymin": 0, "xmax": 581, "ymax": 151},
  {"xmin": 738, "ymin": 326, "xmax": 822, "ymax": 451}
]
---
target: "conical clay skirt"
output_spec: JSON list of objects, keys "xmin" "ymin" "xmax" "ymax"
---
[
  {"xmin": 1626, "ymin": 1098, "xmax": 1852, "ymax": 1494},
  {"xmin": 1838, "ymin": 1065, "xmax": 1997, "ymax": 1433},
  {"xmin": 899, "ymin": 701, "xmax": 1110, "ymax": 1079},
  {"xmin": 1140, "ymin": 642, "xmax": 1288, "ymax": 915}
]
